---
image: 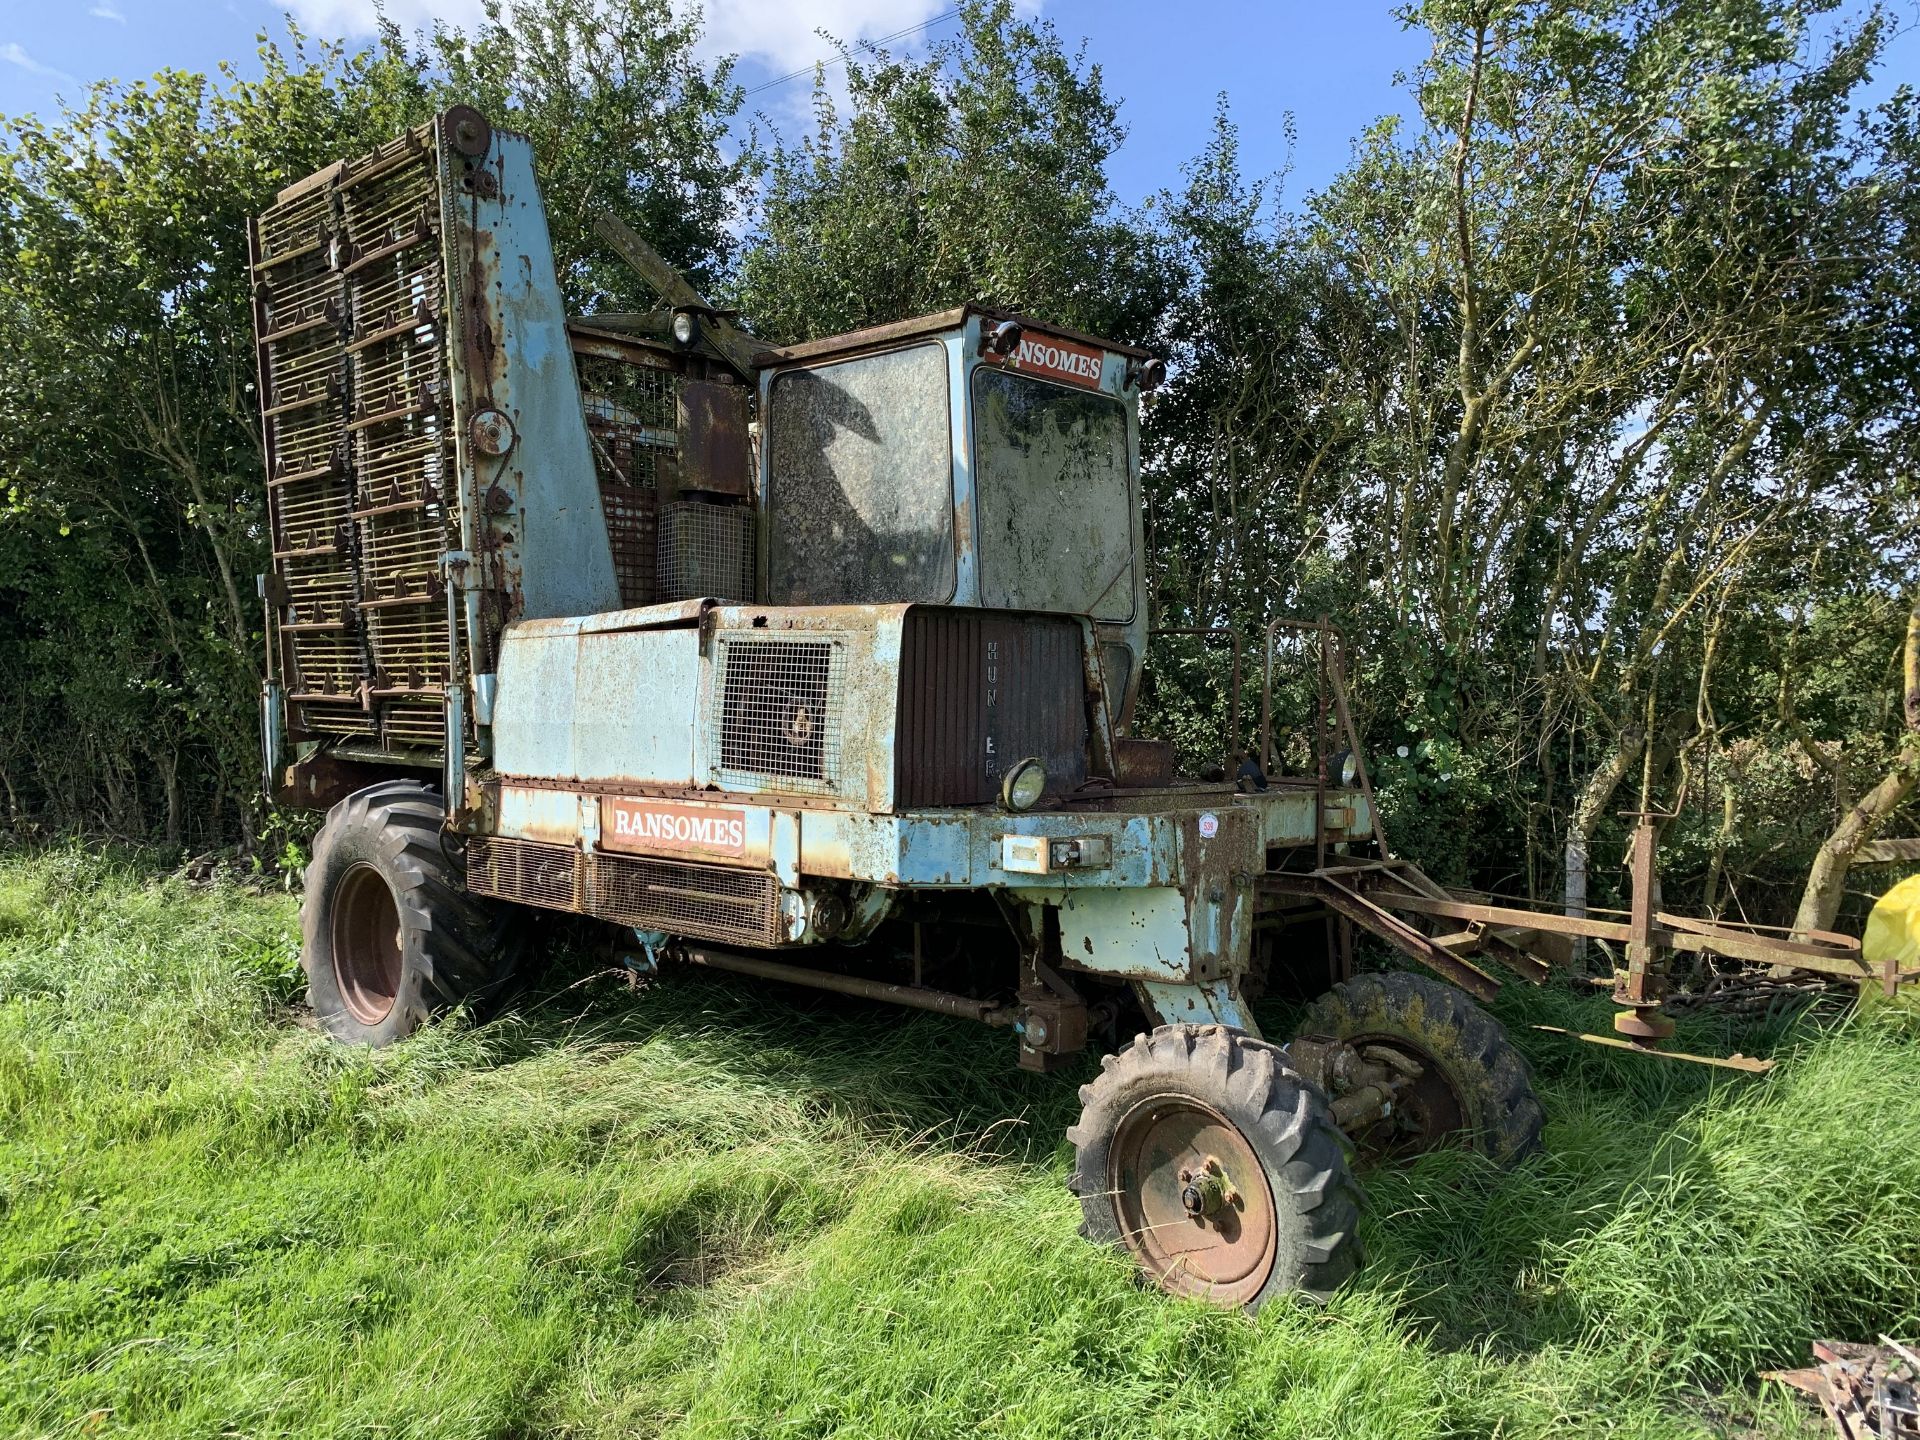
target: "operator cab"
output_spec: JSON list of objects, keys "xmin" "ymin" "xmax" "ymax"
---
[{"xmin": 751, "ymin": 307, "xmax": 1159, "ymax": 725}]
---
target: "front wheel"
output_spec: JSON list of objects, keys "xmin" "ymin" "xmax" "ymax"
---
[
  {"xmin": 1069, "ymin": 1024, "xmax": 1364, "ymax": 1310},
  {"xmin": 302, "ymin": 781, "xmax": 517, "ymax": 1046}
]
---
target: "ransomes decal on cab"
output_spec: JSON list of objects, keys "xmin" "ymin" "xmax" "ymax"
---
[{"xmin": 253, "ymin": 109, "xmax": 1878, "ymax": 1310}]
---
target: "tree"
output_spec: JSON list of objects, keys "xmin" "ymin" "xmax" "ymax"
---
[
  {"xmin": 0, "ymin": 34, "xmax": 430, "ymax": 842},
  {"xmin": 733, "ymin": 0, "xmax": 1174, "ymax": 347},
  {"xmin": 426, "ymin": 0, "xmax": 752, "ymax": 309}
]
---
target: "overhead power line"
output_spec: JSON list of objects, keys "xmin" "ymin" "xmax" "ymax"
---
[{"xmin": 741, "ymin": 8, "xmax": 961, "ymax": 97}]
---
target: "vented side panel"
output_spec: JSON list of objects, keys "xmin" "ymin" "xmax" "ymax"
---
[
  {"xmin": 713, "ymin": 635, "xmax": 843, "ymax": 793},
  {"xmin": 468, "ymin": 835, "xmax": 582, "ymax": 910},
  {"xmin": 467, "ymin": 835, "xmax": 782, "ymax": 948},
  {"xmin": 586, "ymin": 853, "xmax": 781, "ymax": 947},
  {"xmin": 895, "ymin": 609, "xmax": 1089, "ymax": 808}
]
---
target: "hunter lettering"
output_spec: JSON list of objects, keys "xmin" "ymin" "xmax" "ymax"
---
[{"xmin": 600, "ymin": 798, "xmax": 748, "ymax": 857}]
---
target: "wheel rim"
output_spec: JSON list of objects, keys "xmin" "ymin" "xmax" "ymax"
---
[
  {"xmin": 331, "ymin": 862, "xmax": 403, "ymax": 1025},
  {"xmin": 1108, "ymin": 1093, "xmax": 1278, "ymax": 1306},
  {"xmin": 1350, "ymin": 1033, "xmax": 1467, "ymax": 1157}
]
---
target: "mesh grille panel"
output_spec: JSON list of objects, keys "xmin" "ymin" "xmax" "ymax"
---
[
  {"xmin": 467, "ymin": 835, "xmax": 581, "ymax": 910},
  {"xmin": 586, "ymin": 853, "xmax": 781, "ymax": 946},
  {"xmin": 467, "ymin": 835, "xmax": 782, "ymax": 947},
  {"xmin": 714, "ymin": 636, "xmax": 842, "ymax": 792},
  {"xmin": 600, "ymin": 485, "xmax": 658, "ymax": 609},
  {"xmin": 578, "ymin": 351, "xmax": 677, "ymax": 609},
  {"xmin": 658, "ymin": 501, "xmax": 753, "ymax": 603}
]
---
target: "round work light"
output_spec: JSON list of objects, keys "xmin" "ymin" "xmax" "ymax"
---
[{"xmin": 1001, "ymin": 758, "xmax": 1048, "ymax": 812}]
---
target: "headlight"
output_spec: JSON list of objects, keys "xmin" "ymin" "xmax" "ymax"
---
[
  {"xmin": 671, "ymin": 309, "xmax": 699, "ymax": 347},
  {"xmin": 1001, "ymin": 757, "xmax": 1047, "ymax": 811},
  {"xmin": 1332, "ymin": 749, "xmax": 1360, "ymax": 787}
]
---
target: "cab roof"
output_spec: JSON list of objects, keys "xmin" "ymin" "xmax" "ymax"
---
[{"xmin": 750, "ymin": 303, "xmax": 1151, "ymax": 368}]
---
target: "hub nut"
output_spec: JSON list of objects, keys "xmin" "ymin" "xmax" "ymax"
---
[{"xmin": 1178, "ymin": 1158, "xmax": 1234, "ymax": 1220}]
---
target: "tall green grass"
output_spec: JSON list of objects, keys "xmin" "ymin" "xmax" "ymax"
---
[{"xmin": 0, "ymin": 844, "xmax": 1913, "ymax": 1437}]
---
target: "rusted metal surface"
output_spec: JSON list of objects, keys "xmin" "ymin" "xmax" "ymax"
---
[
  {"xmin": 1107, "ymin": 1095, "xmax": 1278, "ymax": 1308},
  {"xmin": 492, "ymin": 601, "xmax": 1090, "ymax": 817},
  {"xmin": 466, "ymin": 835, "xmax": 783, "ymax": 946},
  {"xmin": 1528, "ymin": 1026, "xmax": 1774, "ymax": 1073},
  {"xmin": 253, "ymin": 111, "xmax": 621, "ymax": 772},
  {"xmin": 591, "ymin": 213, "xmax": 761, "ymax": 377},
  {"xmin": 1114, "ymin": 738, "xmax": 1175, "ymax": 787},
  {"xmin": 752, "ymin": 303, "xmax": 1151, "ymax": 367},
  {"xmin": 1302, "ymin": 874, "xmax": 1504, "ymax": 1002},
  {"xmin": 331, "ymin": 862, "xmax": 405, "ymax": 1024},
  {"xmin": 573, "ymin": 334, "xmax": 680, "ymax": 609},
  {"xmin": 1287, "ymin": 1036, "xmax": 1432, "ymax": 1151},
  {"xmin": 676, "ymin": 379, "xmax": 750, "ymax": 497}
]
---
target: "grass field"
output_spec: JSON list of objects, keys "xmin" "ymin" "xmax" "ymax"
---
[{"xmin": 2, "ymin": 845, "xmax": 1917, "ymax": 1439}]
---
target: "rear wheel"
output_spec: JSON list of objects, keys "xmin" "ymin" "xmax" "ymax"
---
[
  {"xmin": 1069, "ymin": 1024, "xmax": 1364, "ymax": 1310},
  {"xmin": 302, "ymin": 781, "xmax": 517, "ymax": 1046},
  {"xmin": 1297, "ymin": 972, "xmax": 1543, "ymax": 1164}
]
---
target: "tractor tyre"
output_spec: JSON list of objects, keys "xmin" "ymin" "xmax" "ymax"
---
[
  {"xmin": 301, "ymin": 781, "xmax": 517, "ymax": 1047},
  {"xmin": 1069, "ymin": 1024, "xmax": 1364, "ymax": 1310},
  {"xmin": 1298, "ymin": 971, "xmax": 1543, "ymax": 1165}
]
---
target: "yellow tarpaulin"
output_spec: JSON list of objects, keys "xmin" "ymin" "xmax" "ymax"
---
[{"xmin": 1863, "ymin": 872, "xmax": 1920, "ymax": 977}]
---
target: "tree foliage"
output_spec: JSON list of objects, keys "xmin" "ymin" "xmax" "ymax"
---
[
  {"xmin": 734, "ymin": 0, "xmax": 1174, "ymax": 346},
  {"xmin": 0, "ymin": 0, "xmax": 744, "ymax": 844},
  {"xmin": 1, "ymin": 0, "xmax": 1915, "ymax": 933}
]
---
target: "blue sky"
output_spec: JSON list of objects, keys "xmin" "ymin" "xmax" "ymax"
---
[{"xmin": 1, "ymin": 1, "xmax": 1914, "ymax": 208}]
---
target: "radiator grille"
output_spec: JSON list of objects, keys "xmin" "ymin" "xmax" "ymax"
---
[
  {"xmin": 714, "ymin": 636, "xmax": 843, "ymax": 792},
  {"xmin": 895, "ymin": 609, "xmax": 1089, "ymax": 807},
  {"xmin": 586, "ymin": 853, "xmax": 781, "ymax": 946},
  {"xmin": 658, "ymin": 501, "xmax": 754, "ymax": 603},
  {"xmin": 467, "ymin": 835, "xmax": 581, "ymax": 910}
]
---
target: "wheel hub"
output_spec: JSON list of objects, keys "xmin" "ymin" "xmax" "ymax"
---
[
  {"xmin": 330, "ymin": 862, "xmax": 404, "ymax": 1026},
  {"xmin": 1178, "ymin": 1158, "xmax": 1237, "ymax": 1218},
  {"xmin": 1350, "ymin": 1035, "xmax": 1465, "ymax": 1156},
  {"xmin": 1109, "ymin": 1096, "xmax": 1278, "ymax": 1307}
]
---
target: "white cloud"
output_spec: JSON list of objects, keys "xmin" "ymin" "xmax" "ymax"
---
[
  {"xmin": 276, "ymin": 0, "xmax": 969, "ymax": 73},
  {"xmin": 280, "ymin": 0, "xmax": 488, "ymax": 37},
  {"xmin": 700, "ymin": 0, "xmax": 950, "ymax": 80},
  {"xmin": 89, "ymin": 3, "xmax": 128, "ymax": 21},
  {"xmin": 1, "ymin": 41, "xmax": 79, "ymax": 88}
]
